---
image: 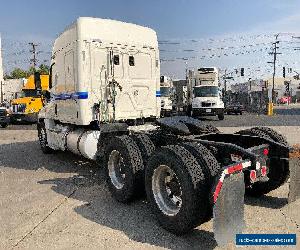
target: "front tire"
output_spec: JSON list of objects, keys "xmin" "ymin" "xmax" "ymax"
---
[
  {"xmin": 217, "ymin": 112, "xmax": 224, "ymax": 120},
  {"xmin": 37, "ymin": 121, "xmax": 53, "ymax": 154},
  {"xmin": 145, "ymin": 145, "xmax": 209, "ymax": 235}
]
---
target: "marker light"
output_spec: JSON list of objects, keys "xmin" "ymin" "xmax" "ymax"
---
[{"xmin": 263, "ymin": 148, "xmax": 269, "ymax": 156}]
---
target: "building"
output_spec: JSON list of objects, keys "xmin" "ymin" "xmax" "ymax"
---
[
  {"xmin": 0, "ymin": 36, "xmax": 4, "ymax": 103},
  {"xmin": 266, "ymin": 77, "xmax": 300, "ymax": 102},
  {"xmin": 229, "ymin": 79, "xmax": 268, "ymax": 112},
  {"xmin": 0, "ymin": 36, "xmax": 25, "ymax": 103},
  {"xmin": 1, "ymin": 79, "xmax": 25, "ymax": 102}
]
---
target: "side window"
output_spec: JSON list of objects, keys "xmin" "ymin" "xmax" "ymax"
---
[
  {"xmin": 129, "ymin": 56, "xmax": 135, "ymax": 66},
  {"xmin": 113, "ymin": 55, "xmax": 119, "ymax": 65}
]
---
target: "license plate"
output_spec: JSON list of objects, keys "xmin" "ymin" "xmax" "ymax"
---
[
  {"xmin": 17, "ymin": 118, "xmax": 21, "ymax": 121},
  {"xmin": 206, "ymin": 109, "xmax": 211, "ymax": 113}
]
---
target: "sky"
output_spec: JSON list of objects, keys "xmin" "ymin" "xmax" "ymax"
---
[{"xmin": 1, "ymin": 0, "xmax": 300, "ymax": 80}]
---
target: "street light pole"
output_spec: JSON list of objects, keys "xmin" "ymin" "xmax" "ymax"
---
[{"xmin": 0, "ymin": 80, "xmax": 3, "ymax": 103}]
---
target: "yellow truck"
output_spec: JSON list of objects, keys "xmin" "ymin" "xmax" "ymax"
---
[{"xmin": 11, "ymin": 73, "xmax": 49, "ymax": 123}]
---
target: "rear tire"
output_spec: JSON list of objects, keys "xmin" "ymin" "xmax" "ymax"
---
[
  {"xmin": 181, "ymin": 142, "xmax": 221, "ymax": 184},
  {"xmin": 252, "ymin": 127, "xmax": 288, "ymax": 146},
  {"xmin": 37, "ymin": 121, "xmax": 53, "ymax": 154},
  {"xmin": 181, "ymin": 142, "xmax": 221, "ymax": 221},
  {"xmin": 132, "ymin": 134, "xmax": 155, "ymax": 166},
  {"xmin": 235, "ymin": 127, "xmax": 289, "ymax": 196},
  {"xmin": 104, "ymin": 135, "xmax": 144, "ymax": 203},
  {"xmin": 145, "ymin": 144, "xmax": 209, "ymax": 235}
]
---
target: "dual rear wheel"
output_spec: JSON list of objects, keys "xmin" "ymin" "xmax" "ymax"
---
[
  {"xmin": 235, "ymin": 127, "xmax": 289, "ymax": 196},
  {"xmin": 103, "ymin": 135, "xmax": 220, "ymax": 234}
]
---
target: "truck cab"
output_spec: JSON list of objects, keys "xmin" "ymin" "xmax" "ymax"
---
[
  {"xmin": 10, "ymin": 74, "xmax": 49, "ymax": 123},
  {"xmin": 187, "ymin": 67, "xmax": 224, "ymax": 120}
]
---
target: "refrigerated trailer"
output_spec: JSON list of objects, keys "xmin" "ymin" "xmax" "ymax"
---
[{"xmin": 37, "ymin": 17, "xmax": 298, "ymax": 246}]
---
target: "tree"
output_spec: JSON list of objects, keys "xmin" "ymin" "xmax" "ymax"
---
[
  {"xmin": 10, "ymin": 68, "xmax": 28, "ymax": 79},
  {"xmin": 27, "ymin": 66, "xmax": 36, "ymax": 76},
  {"xmin": 38, "ymin": 64, "xmax": 49, "ymax": 75},
  {"xmin": 6, "ymin": 64, "xmax": 50, "ymax": 79}
]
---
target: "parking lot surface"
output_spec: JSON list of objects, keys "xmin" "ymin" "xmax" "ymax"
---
[{"xmin": 0, "ymin": 114, "xmax": 299, "ymax": 249}]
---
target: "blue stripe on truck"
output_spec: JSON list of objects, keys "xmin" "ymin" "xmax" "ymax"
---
[
  {"xmin": 156, "ymin": 90, "xmax": 161, "ymax": 97},
  {"xmin": 51, "ymin": 91, "xmax": 88, "ymax": 100}
]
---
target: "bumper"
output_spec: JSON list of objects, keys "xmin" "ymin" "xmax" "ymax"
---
[
  {"xmin": 161, "ymin": 109, "xmax": 172, "ymax": 117},
  {"xmin": 192, "ymin": 108, "xmax": 224, "ymax": 116},
  {"xmin": 11, "ymin": 113, "xmax": 38, "ymax": 123}
]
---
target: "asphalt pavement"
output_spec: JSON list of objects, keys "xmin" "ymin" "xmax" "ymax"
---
[{"xmin": 0, "ymin": 106, "xmax": 299, "ymax": 249}]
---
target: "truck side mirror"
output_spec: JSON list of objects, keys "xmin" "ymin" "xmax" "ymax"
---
[
  {"xmin": 49, "ymin": 62, "xmax": 55, "ymax": 89},
  {"xmin": 42, "ymin": 90, "xmax": 51, "ymax": 101}
]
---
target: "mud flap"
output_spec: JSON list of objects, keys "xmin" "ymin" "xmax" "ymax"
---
[
  {"xmin": 288, "ymin": 156, "xmax": 300, "ymax": 203},
  {"xmin": 213, "ymin": 171, "xmax": 246, "ymax": 246}
]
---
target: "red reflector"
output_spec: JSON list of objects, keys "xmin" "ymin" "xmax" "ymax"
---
[
  {"xmin": 263, "ymin": 148, "xmax": 269, "ymax": 156},
  {"xmin": 213, "ymin": 181, "xmax": 223, "ymax": 203},
  {"xmin": 250, "ymin": 170, "xmax": 257, "ymax": 182},
  {"xmin": 227, "ymin": 163, "xmax": 243, "ymax": 174},
  {"xmin": 261, "ymin": 166, "xmax": 267, "ymax": 176}
]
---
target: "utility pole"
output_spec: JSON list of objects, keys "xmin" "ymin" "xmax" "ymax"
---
[
  {"xmin": 0, "ymin": 80, "xmax": 3, "ymax": 104},
  {"xmin": 29, "ymin": 42, "xmax": 38, "ymax": 70},
  {"xmin": 268, "ymin": 34, "xmax": 281, "ymax": 103},
  {"xmin": 0, "ymin": 35, "xmax": 3, "ymax": 104}
]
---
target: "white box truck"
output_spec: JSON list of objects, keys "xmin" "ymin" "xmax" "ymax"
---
[
  {"xmin": 37, "ymin": 17, "xmax": 297, "ymax": 246},
  {"xmin": 187, "ymin": 67, "xmax": 225, "ymax": 120}
]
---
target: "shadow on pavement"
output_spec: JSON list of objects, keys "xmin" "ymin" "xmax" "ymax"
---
[
  {"xmin": 245, "ymin": 195, "xmax": 288, "ymax": 209},
  {"xmin": 274, "ymin": 108, "xmax": 300, "ymax": 115},
  {"xmin": 1, "ymin": 140, "xmax": 217, "ymax": 249}
]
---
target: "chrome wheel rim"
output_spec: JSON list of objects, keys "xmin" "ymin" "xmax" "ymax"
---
[
  {"xmin": 108, "ymin": 150, "xmax": 126, "ymax": 189},
  {"xmin": 152, "ymin": 165, "xmax": 182, "ymax": 216},
  {"xmin": 39, "ymin": 128, "xmax": 47, "ymax": 147}
]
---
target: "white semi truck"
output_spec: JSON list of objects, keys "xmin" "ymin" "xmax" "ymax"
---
[
  {"xmin": 160, "ymin": 75, "xmax": 173, "ymax": 117},
  {"xmin": 38, "ymin": 17, "xmax": 298, "ymax": 246},
  {"xmin": 187, "ymin": 67, "xmax": 225, "ymax": 120}
]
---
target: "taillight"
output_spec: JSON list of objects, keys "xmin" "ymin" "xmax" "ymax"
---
[
  {"xmin": 261, "ymin": 166, "xmax": 267, "ymax": 176},
  {"xmin": 250, "ymin": 170, "xmax": 257, "ymax": 182}
]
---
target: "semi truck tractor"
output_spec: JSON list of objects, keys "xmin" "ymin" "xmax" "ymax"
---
[
  {"xmin": 37, "ymin": 17, "xmax": 298, "ymax": 246},
  {"xmin": 11, "ymin": 73, "xmax": 49, "ymax": 123},
  {"xmin": 160, "ymin": 75, "xmax": 173, "ymax": 117},
  {"xmin": 187, "ymin": 67, "xmax": 225, "ymax": 120},
  {"xmin": 0, "ymin": 104, "xmax": 10, "ymax": 128}
]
